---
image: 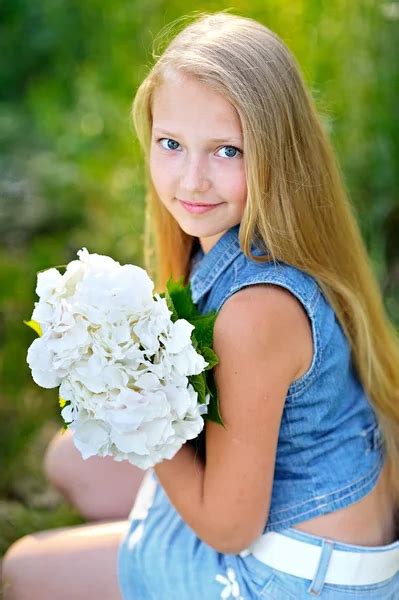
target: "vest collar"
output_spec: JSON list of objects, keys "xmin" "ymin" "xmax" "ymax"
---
[{"xmin": 189, "ymin": 224, "xmax": 242, "ymax": 304}]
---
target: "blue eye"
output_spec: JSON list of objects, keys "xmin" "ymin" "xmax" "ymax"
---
[
  {"xmin": 157, "ymin": 138, "xmax": 242, "ymax": 158},
  {"xmin": 159, "ymin": 138, "xmax": 180, "ymax": 151},
  {"xmin": 217, "ymin": 146, "xmax": 242, "ymax": 158}
]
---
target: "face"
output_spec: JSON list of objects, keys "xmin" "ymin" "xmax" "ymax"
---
[{"xmin": 149, "ymin": 72, "xmax": 247, "ymax": 254}]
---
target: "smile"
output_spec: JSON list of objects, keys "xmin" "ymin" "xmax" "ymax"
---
[{"xmin": 179, "ymin": 200, "xmax": 222, "ymax": 214}]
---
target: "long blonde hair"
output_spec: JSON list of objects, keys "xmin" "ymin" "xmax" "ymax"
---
[{"xmin": 131, "ymin": 11, "xmax": 399, "ymax": 508}]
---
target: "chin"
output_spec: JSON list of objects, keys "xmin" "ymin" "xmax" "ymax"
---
[
  {"xmin": 191, "ymin": 226, "xmax": 224, "ymax": 240},
  {"xmin": 178, "ymin": 217, "xmax": 223, "ymax": 236}
]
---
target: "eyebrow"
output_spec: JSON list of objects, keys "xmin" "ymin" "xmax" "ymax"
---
[{"xmin": 152, "ymin": 128, "xmax": 243, "ymax": 145}]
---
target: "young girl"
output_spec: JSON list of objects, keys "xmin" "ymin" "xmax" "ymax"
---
[{"xmin": 3, "ymin": 10, "xmax": 399, "ymax": 600}]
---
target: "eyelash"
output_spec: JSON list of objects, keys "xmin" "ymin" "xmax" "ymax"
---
[{"xmin": 156, "ymin": 137, "xmax": 243, "ymax": 158}]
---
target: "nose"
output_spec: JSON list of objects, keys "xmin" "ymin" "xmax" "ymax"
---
[{"xmin": 180, "ymin": 153, "xmax": 211, "ymax": 195}]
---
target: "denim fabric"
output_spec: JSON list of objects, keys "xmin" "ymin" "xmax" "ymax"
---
[
  {"xmin": 118, "ymin": 470, "xmax": 399, "ymax": 599},
  {"xmin": 117, "ymin": 224, "xmax": 396, "ymax": 599},
  {"xmin": 189, "ymin": 224, "xmax": 385, "ymax": 531}
]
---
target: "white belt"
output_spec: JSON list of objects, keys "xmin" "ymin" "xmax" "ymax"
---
[
  {"xmin": 241, "ymin": 531, "xmax": 399, "ymax": 586},
  {"xmin": 128, "ymin": 472, "xmax": 399, "ymax": 586}
]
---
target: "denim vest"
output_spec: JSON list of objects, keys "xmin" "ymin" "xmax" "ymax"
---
[{"xmin": 189, "ymin": 224, "xmax": 385, "ymax": 531}]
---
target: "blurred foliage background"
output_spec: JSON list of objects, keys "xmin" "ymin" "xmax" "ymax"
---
[{"xmin": 0, "ymin": 0, "xmax": 398, "ymax": 558}]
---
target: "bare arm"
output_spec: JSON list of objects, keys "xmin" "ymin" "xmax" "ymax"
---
[{"xmin": 154, "ymin": 284, "xmax": 311, "ymax": 553}]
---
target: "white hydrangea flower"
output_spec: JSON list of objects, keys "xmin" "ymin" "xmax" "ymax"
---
[
  {"xmin": 27, "ymin": 337, "xmax": 63, "ymax": 389},
  {"xmin": 26, "ymin": 248, "xmax": 211, "ymax": 468},
  {"xmin": 35, "ymin": 268, "xmax": 65, "ymax": 302}
]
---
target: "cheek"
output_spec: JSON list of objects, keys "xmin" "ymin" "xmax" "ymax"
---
[
  {"xmin": 231, "ymin": 167, "xmax": 247, "ymax": 206},
  {"xmin": 240, "ymin": 176, "xmax": 248, "ymax": 202},
  {"xmin": 149, "ymin": 155, "xmax": 171, "ymax": 196}
]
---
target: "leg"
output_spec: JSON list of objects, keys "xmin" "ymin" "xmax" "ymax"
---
[
  {"xmin": 2, "ymin": 520, "xmax": 128, "ymax": 600},
  {"xmin": 44, "ymin": 428, "xmax": 146, "ymax": 520}
]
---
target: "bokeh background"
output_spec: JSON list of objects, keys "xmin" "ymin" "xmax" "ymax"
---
[{"xmin": 1, "ymin": 0, "xmax": 398, "ymax": 558}]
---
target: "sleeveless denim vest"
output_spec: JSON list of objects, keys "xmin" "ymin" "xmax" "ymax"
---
[{"xmin": 189, "ymin": 224, "xmax": 385, "ymax": 532}]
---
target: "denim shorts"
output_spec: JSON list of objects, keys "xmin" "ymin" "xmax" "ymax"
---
[
  {"xmin": 117, "ymin": 470, "xmax": 399, "ymax": 599},
  {"xmin": 239, "ymin": 527, "xmax": 399, "ymax": 599}
]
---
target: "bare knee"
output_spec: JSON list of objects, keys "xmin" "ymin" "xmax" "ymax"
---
[
  {"xmin": 2, "ymin": 535, "xmax": 40, "ymax": 600},
  {"xmin": 2, "ymin": 523, "xmax": 126, "ymax": 600},
  {"xmin": 43, "ymin": 428, "xmax": 94, "ymax": 516},
  {"xmin": 43, "ymin": 428, "xmax": 97, "ymax": 516},
  {"xmin": 43, "ymin": 428, "xmax": 75, "ymax": 496},
  {"xmin": 43, "ymin": 428, "xmax": 145, "ymax": 521}
]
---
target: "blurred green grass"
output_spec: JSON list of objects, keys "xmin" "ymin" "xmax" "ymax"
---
[{"xmin": 0, "ymin": 0, "xmax": 398, "ymax": 558}]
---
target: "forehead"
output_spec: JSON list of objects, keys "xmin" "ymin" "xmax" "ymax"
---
[{"xmin": 151, "ymin": 73, "xmax": 242, "ymax": 136}]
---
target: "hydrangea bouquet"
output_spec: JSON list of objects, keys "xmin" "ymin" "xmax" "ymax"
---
[{"xmin": 25, "ymin": 248, "xmax": 222, "ymax": 469}]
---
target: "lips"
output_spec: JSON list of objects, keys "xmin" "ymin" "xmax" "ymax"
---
[
  {"xmin": 179, "ymin": 199, "xmax": 219, "ymax": 206},
  {"xmin": 179, "ymin": 199, "xmax": 221, "ymax": 214}
]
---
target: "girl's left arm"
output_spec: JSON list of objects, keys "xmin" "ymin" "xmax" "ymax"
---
[{"xmin": 154, "ymin": 284, "xmax": 311, "ymax": 554}]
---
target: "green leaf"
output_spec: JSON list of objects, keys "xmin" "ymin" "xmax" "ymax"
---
[
  {"xmin": 200, "ymin": 346, "xmax": 219, "ymax": 370},
  {"xmin": 23, "ymin": 319, "xmax": 43, "ymax": 337},
  {"xmin": 162, "ymin": 276, "xmax": 224, "ymax": 427},
  {"xmin": 166, "ymin": 276, "xmax": 197, "ymax": 320},
  {"xmin": 164, "ymin": 287, "xmax": 179, "ymax": 321},
  {"xmin": 189, "ymin": 373, "xmax": 206, "ymax": 404},
  {"xmin": 204, "ymin": 372, "xmax": 225, "ymax": 427},
  {"xmin": 164, "ymin": 279, "xmax": 217, "ymax": 361},
  {"xmin": 190, "ymin": 313, "xmax": 217, "ymax": 348}
]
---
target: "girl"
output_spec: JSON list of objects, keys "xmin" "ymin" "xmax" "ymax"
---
[{"xmin": 3, "ymin": 11, "xmax": 399, "ymax": 600}]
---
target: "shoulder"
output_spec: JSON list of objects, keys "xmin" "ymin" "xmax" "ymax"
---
[
  {"xmin": 226, "ymin": 252, "xmax": 321, "ymax": 312},
  {"xmin": 214, "ymin": 281, "xmax": 313, "ymax": 383}
]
